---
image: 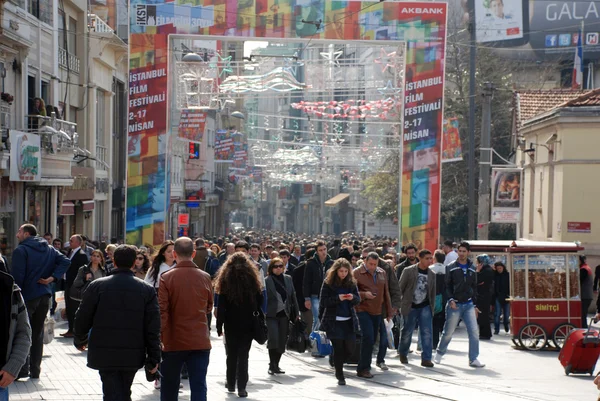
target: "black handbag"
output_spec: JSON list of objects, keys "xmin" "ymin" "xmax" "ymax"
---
[
  {"xmin": 286, "ymin": 319, "xmax": 308, "ymax": 353},
  {"xmin": 252, "ymin": 309, "xmax": 268, "ymax": 345}
]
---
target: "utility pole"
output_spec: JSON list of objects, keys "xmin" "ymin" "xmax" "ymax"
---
[
  {"xmin": 467, "ymin": 0, "xmax": 477, "ymax": 240},
  {"xmin": 477, "ymin": 82, "xmax": 494, "ymax": 240}
]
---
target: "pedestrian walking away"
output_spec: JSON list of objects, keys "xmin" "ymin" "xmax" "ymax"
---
[
  {"xmin": 475, "ymin": 254, "xmax": 494, "ymax": 340},
  {"xmin": 318, "ymin": 258, "xmax": 361, "ymax": 385},
  {"xmin": 62, "ymin": 234, "xmax": 90, "ymax": 339},
  {"xmin": 215, "ymin": 252, "xmax": 264, "ymax": 398},
  {"xmin": 158, "ymin": 237, "xmax": 213, "ymax": 401},
  {"xmin": 11, "ymin": 224, "xmax": 69, "ymax": 380},
  {"xmin": 493, "ymin": 261, "xmax": 510, "ymax": 334},
  {"xmin": 434, "ymin": 242, "xmax": 485, "ymax": 368},
  {"xmin": 73, "ymin": 244, "xmax": 161, "ymax": 401},
  {"xmin": 430, "ymin": 250, "xmax": 447, "ymax": 349}
]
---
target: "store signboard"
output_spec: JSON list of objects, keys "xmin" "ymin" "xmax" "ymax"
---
[
  {"xmin": 9, "ymin": 131, "xmax": 41, "ymax": 182},
  {"xmin": 178, "ymin": 213, "xmax": 189, "ymax": 227},
  {"xmin": 491, "ymin": 168, "xmax": 522, "ymax": 223},
  {"xmin": 567, "ymin": 222, "xmax": 591, "ymax": 233}
]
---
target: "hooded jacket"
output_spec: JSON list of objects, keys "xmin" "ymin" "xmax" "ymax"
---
[
  {"xmin": 11, "ymin": 236, "xmax": 71, "ymax": 302},
  {"xmin": 0, "ymin": 271, "xmax": 32, "ymax": 378}
]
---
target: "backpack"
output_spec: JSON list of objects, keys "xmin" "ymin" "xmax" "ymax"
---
[{"xmin": 204, "ymin": 255, "xmax": 220, "ymax": 278}]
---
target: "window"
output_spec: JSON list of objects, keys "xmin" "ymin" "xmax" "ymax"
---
[
  {"xmin": 58, "ymin": 10, "xmax": 66, "ymax": 49},
  {"xmin": 96, "ymin": 201, "xmax": 105, "ymax": 241},
  {"xmin": 68, "ymin": 17, "xmax": 77, "ymax": 55},
  {"xmin": 96, "ymin": 90, "xmax": 105, "ymax": 146},
  {"xmin": 41, "ymin": 81, "xmax": 50, "ymax": 107},
  {"xmin": 30, "ymin": 0, "xmax": 52, "ymax": 24}
]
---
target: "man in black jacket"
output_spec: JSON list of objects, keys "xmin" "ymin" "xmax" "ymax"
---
[
  {"xmin": 303, "ymin": 241, "xmax": 333, "ymax": 332},
  {"xmin": 433, "ymin": 242, "xmax": 484, "ymax": 368},
  {"xmin": 62, "ymin": 234, "xmax": 89, "ymax": 337},
  {"xmin": 291, "ymin": 248, "xmax": 316, "ymax": 336},
  {"xmin": 74, "ymin": 245, "xmax": 161, "ymax": 401}
]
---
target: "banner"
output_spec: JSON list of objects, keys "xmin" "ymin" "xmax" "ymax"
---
[
  {"xmin": 178, "ymin": 110, "xmax": 206, "ymax": 142},
  {"xmin": 233, "ymin": 135, "xmax": 248, "ymax": 169},
  {"xmin": 9, "ymin": 131, "xmax": 41, "ymax": 182},
  {"xmin": 214, "ymin": 130, "xmax": 235, "ymax": 162},
  {"xmin": 491, "ymin": 168, "xmax": 522, "ymax": 223},
  {"xmin": 128, "ymin": 0, "xmax": 447, "ymax": 247},
  {"xmin": 442, "ymin": 117, "xmax": 463, "ymax": 163}
]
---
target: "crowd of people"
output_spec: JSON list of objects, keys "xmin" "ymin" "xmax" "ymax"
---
[{"xmin": 7, "ymin": 225, "xmax": 597, "ymax": 401}]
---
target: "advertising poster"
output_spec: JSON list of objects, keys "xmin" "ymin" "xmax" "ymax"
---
[
  {"xmin": 214, "ymin": 130, "xmax": 235, "ymax": 162},
  {"xmin": 233, "ymin": 135, "xmax": 248, "ymax": 169},
  {"xmin": 475, "ymin": 0, "xmax": 525, "ymax": 44},
  {"xmin": 128, "ymin": 0, "xmax": 447, "ymax": 248},
  {"xmin": 178, "ymin": 110, "xmax": 206, "ymax": 142},
  {"xmin": 442, "ymin": 117, "xmax": 463, "ymax": 163},
  {"xmin": 9, "ymin": 131, "xmax": 41, "ymax": 182},
  {"xmin": 491, "ymin": 168, "xmax": 522, "ymax": 223}
]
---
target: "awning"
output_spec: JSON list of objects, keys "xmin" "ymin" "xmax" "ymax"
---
[
  {"xmin": 324, "ymin": 193, "xmax": 350, "ymax": 207},
  {"xmin": 60, "ymin": 201, "xmax": 75, "ymax": 216},
  {"xmin": 82, "ymin": 200, "xmax": 95, "ymax": 211}
]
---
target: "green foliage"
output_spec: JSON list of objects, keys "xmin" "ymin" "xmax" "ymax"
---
[{"xmin": 362, "ymin": 151, "xmax": 399, "ymax": 220}]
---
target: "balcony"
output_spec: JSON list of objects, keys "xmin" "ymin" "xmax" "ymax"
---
[
  {"xmin": 25, "ymin": 114, "xmax": 76, "ymax": 155},
  {"xmin": 58, "ymin": 47, "xmax": 80, "ymax": 74},
  {"xmin": 1, "ymin": 102, "xmax": 10, "ymax": 150},
  {"xmin": 96, "ymin": 145, "xmax": 108, "ymax": 170},
  {"xmin": 88, "ymin": 14, "xmax": 113, "ymax": 34}
]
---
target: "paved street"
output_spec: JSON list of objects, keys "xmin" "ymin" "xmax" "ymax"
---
[{"xmin": 7, "ymin": 318, "xmax": 598, "ymax": 401}]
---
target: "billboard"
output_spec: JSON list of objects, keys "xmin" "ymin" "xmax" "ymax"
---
[
  {"xmin": 491, "ymin": 168, "xmax": 522, "ymax": 223},
  {"xmin": 9, "ymin": 131, "xmax": 41, "ymax": 182},
  {"xmin": 128, "ymin": 1, "xmax": 448, "ymax": 250},
  {"xmin": 442, "ymin": 117, "xmax": 463, "ymax": 163},
  {"xmin": 455, "ymin": 0, "xmax": 600, "ymax": 60}
]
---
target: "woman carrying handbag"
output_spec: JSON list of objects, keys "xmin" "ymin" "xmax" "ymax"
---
[
  {"xmin": 215, "ymin": 252, "xmax": 264, "ymax": 398},
  {"xmin": 265, "ymin": 258, "xmax": 299, "ymax": 376}
]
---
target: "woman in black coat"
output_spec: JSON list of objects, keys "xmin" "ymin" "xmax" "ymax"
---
[
  {"xmin": 476, "ymin": 254, "xmax": 495, "ymax": 340},
  {"xmin": 318, "ymin": 258, "xmax": 361, "ymax": 385},
  {"xmin": 265, "ymin": 257, "xmax": 299, "ymax": 376},
  {"xmin": 215, "ymin": 252, "xmax": 264, "ymax": 398},
  {"xmin": 494, "ymin": 261, "xmax": 510, "ymax": 334}
]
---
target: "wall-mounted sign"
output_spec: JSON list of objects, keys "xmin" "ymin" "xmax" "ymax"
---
[
  {"xmin": 178, "ymin": 213, "xmax": 189, "ymax": 227},
  {"xmin": 64, "ymin": 167, "xmax": 96, "ymax": 200},
  {"xmin": 491, "ymin": 168, "xmax": 522, "ymax": 223},
  {"xmin": 567, "ymin": 222, "xmax": 591, "ymax": 233},
  {"xmin": 9, "ymin": 131, "xmax": 41, "ymax": 182}
]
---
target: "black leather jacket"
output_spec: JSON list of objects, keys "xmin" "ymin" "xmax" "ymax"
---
[{"xmin": 445, "ymin": 259, "xmax": 478, "ymax": 304}]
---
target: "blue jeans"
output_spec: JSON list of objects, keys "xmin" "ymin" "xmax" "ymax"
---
[
  {"xmin": 310, "ymin": 296, "xmax": 320, "ymax": 332},
  {"xmin": 357, "ymin": 312, "xmax": 382, "ymax": 372},
  {"xmin": 0, "ymin": 387, "xmax": 7, "ymax": 401},
  {"xmin": 377, "ymin": 319, "xmax": 388, "ymax": 364},
  {"xmin": 400, "ymin": 307, "xmax": 433, "ymax": 361},
  {"xmin": 161, "ymin": 350, "xmax": 210, "ymax": 401},
  {"xmin": 494, "ymin": 300, "xmax": 510, "ymax": 332},
  {"xmin": 437, "ymin": 302, "xmax": 479, "ymax": 362}
]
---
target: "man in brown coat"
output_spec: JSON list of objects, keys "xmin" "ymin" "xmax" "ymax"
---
[{"xmin": 159, "ymin": 237, "xmax": 213, "ymax": 401}]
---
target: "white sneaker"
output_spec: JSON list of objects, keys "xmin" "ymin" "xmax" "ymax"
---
[
  {"xmin": 469, "ymin": 359, "xmax": 485, "ymax": 368},
  {"xmin": 433, "ymin": 353, "xmax": 443, "ymax": 364},
  {"xmin": 376, "ymin": 362, "xmax": 389, "ymax": 371}
]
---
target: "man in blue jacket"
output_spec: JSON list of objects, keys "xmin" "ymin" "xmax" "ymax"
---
[{"xmin": 11, "ymin": 224, "xmax": 70, "ymax": 379}]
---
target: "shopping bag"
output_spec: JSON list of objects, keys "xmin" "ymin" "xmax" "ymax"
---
[
  {"xmin": 384, "ymin": 318, "xmax": 395, "ymax": 350},
  {"xmin": 309, "ymin": 331, "xmax": 332, "ymax": 356},
  {"xmin": 43, "ymin": 315, "xmax": 55, "ymax": 344}
]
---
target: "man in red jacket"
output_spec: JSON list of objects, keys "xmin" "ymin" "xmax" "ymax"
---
[{"xmin": 159, "ymin": 237, "xmax": 214, "ymax": 401}]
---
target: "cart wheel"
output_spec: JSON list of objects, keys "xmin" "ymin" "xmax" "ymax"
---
[
  {"xmin": 551, "ymin": 323, "xmax": 576, "ymax": 350},
  {"xmin": 565, "ymin": 364, "xmax": 571, "ymax": 376},
  {"xmin": 519, "ymin": 323, "xmax": 548, "ymax": 351}
]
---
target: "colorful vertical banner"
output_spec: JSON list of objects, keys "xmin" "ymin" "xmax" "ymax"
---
[
  {"xmin": 214, "ymin": 130, "xmax": 235, "ymax": 162},
  {"xmin": 233, "ymin": 134, "xmax": 248, "ymax": 169},
  {"xmin": 491, "ymin": 168, "xmax": 522, "ymax": 223},
  {"xmin": 128, "ymin": 0, "xmax": 447, "ymax": 247},
  {"xmin": 178, "ymin": 110, "xmax": 206, "ymax": 142},
  {"xmin": 442, "ymin": 117, "xmax": 463, "ymax": 163}
]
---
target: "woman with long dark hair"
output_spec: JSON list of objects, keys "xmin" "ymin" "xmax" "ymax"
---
[
  {"xmin": 145, "ymin": 240, "xmax": 175, "ymax": 289},
  {"xmin": 215, "ymin": 252, "xmax": 264, "ymax": 398},
  {"xmin": 71, "ymin": 249, "xmax": 107, "ymax": 301},
  {"xmin": 318, "ymin": 258, "xmax": 360, "ymax": 385},
  {"xmin": 134, "ymin": 250, "xmax": 150, "ymax": 280},
  {"xmin": 265, "ymin": 257, "xmax": 299, "ymax": 376}
]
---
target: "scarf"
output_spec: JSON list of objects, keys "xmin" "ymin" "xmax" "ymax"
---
[{"xmin": 273, "ymin": 273, "xmax": 287, "ymax": 303}]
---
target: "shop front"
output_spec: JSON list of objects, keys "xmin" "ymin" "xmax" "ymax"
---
[{"xmin": 0, "ymin": 177, "xmax": 17, "ymax": 263}]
